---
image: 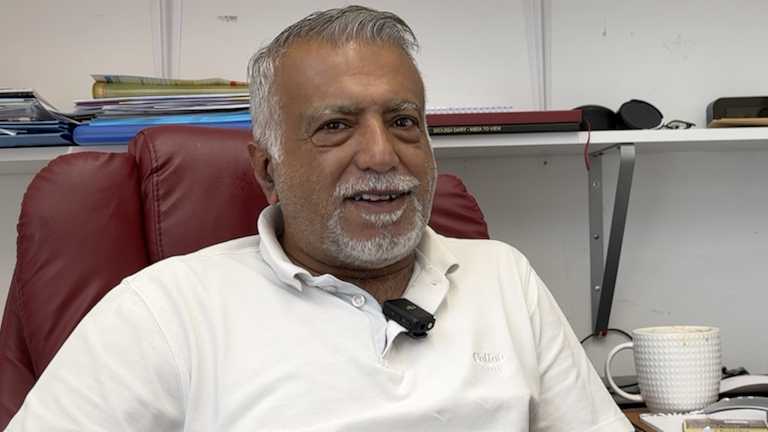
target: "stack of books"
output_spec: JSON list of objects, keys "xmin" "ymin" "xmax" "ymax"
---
[
  {"xmin": 0, "ymin": 88, "xmax": 79, "ymax": 147},
  {"xmin": 71, "ymin": 75, "xmax": 250, "ymax": 145},
  {"xmin": 72, "ymin": 94, "xmax": 250, "ymax": 145}
]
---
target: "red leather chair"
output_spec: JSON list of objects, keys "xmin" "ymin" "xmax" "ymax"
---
[{"xmin": 0, "ymin": 125, "xmax": 488, "ymax": 428}]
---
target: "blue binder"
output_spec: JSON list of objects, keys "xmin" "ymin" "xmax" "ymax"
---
[{"xmin": 72, "ymin": 121, "xmax": 252, "ymax": 146}]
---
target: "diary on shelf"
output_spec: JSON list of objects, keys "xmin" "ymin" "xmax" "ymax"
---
[{"xmin": 425, "ymin": 108, "xmax": 582, "ymax": 135}]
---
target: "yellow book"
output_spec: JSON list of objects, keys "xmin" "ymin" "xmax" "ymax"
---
[
  {"xmin": 91, "ymin": 74, "xmax": 247, "ymax": 86},
  {"xmin": 683, "ymin": 418, "xmax": 768, "ymax": 432}
]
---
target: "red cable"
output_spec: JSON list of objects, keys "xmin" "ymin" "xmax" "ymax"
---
[{"xmin": 583, "ymin": 117, "xmax": 592, "ymax": 171}]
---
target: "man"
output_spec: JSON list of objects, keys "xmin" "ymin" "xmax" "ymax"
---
[{"xmin": 5, "ymin": 6, "xmax": 633, "ymax": 431}]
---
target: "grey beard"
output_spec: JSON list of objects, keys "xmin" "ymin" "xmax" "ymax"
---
[{"xmin": 324, "ymin": 173, "xmax": 429, "ymax": 270}]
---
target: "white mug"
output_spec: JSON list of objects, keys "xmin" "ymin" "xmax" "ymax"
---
[{"xmin": 604, "ymin": 325, "xmax": 721, "ymax": 413}]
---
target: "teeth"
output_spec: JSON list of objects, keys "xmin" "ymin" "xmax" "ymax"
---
[{"xmin": 353, "ymin": 193, "xmax": 400, "ymax": 201}]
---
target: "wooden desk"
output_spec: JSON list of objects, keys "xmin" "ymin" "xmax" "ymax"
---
[{"xmin": 623, "ymin": 408, "xmax": 654, "ymax": 432}]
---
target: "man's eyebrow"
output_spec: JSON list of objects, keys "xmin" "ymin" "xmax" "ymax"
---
[
  {"xmin": 385, "ymin": 101, "xmax": 422, "ymax": 116},
  {"xmin": 307, "ymin": 105, "xmax": 362, "ymax": 125},
  {"xmin": 306, "ymin": 101, "xmax": 423, "ymax": 125}
]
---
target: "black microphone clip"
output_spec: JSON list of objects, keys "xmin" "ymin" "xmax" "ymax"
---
[{"xmin": 382, "ymin": 298, "xmax": 435, "ymax": 339}]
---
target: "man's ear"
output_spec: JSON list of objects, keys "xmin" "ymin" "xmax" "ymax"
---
[{"xmin": 247, "ymin": 140, "xmax": 279, "ymax": 205}]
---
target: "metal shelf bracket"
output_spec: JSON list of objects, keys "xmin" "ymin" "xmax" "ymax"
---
[{"xmin": 589, "ymin": 143, "xmax": 635, "ymax": 336}]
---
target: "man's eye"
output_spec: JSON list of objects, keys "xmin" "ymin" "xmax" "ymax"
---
[
  {"xmin": 321, "ymin": 121, "xmax": 347, "ymax": 131},
  {"xmin": 312, "ymin": 121, "xmax": 352, "ymax": 147},
  {"xmin": 393, "ymin": 117, "xmax": 416, "ymax": 128}
]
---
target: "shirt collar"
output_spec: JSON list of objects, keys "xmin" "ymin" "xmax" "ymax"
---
[
  {"xmin": 257, "ymin": 205, "xmax": 312, "ymax": 291},
  {"xmin": 257, "ymin": 204, "xmax": 460, "ymax": 295}
]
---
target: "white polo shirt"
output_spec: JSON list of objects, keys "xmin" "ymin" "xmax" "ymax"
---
[{"xmin": 6, "ymin": 205, "xmax": 632, "ymax": 432}]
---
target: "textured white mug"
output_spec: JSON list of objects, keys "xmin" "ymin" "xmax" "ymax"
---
[{"xmin": 604, "ymin": 325, "xmax": 721, "ymax": 413}]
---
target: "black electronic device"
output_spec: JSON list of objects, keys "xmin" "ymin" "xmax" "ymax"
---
[
  {"xmin": 382, "ymin": 298, "xmax": 435, "ymax": 339},
  {"xmin": 575, "ymin": 105, "xmax": 618, "ymax": 131},
  {"xmin": 616, "ymin": 99, "xmax": 664, "ymax": 130},
  {"xmin": 574, "ymin": 100, "xmax": 665, "ymax": 131},
  {"xmin": 707, "ymin": 96, "xmax": 768, "ymax": 124}
]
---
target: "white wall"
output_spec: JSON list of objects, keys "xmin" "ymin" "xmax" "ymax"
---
[
  {"xmin": 178, "ymin": 0, "xmax": 535, "ymax": 110},
  {"xmin": 0, "ymin": 1, "xmax": 155, "ymax": 111},
  {"xmin": 439, "ymin": 148, "xmax": 768, "ymax": 377},
  {"xmin": 549, "ymin": 1, "xmax": 768, "ymax": 127},
  {"xmin": 1, "ymin": 0, "xmax": 768, "ymax": 376},
  {"xmin": 544, "ymin": 0, "xmax": 768, "ymax": 374}
]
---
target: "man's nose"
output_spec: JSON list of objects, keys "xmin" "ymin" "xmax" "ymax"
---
[{"xmin": 354, "ymin": 119, "xmax": 399, "ymax": 172}]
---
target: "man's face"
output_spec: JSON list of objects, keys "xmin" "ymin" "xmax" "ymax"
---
[{"xmin": 269, "ymin": 40, "xmax": 436, "ymax": 271}]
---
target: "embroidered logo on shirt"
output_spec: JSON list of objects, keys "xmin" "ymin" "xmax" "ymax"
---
[{"xmin": 473, "ymin": 352, "xmax": 506, "ymax": 373}]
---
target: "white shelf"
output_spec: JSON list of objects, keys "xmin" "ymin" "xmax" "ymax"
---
[
  {"xmin": 2, "ymin": 128, "xmax": 768, "ymax": 175},
  {"xmin": 432, "ymin": 127, "xmax": 768, "ymax": 158}
]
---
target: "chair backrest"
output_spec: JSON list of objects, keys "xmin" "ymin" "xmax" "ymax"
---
[{"xmin": 0, "ymin": 125, "xmax": 488, "ymax": 428}]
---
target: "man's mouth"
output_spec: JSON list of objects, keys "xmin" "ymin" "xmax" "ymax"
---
[
  {"xmin": 334, "ymin": 173, "xmax": 420, "ymax": 206},
  {"xmin": 352, "ymin": 193, "xmax": 402, "ymax": 202}
]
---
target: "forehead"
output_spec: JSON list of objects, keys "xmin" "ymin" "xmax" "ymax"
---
[{"xmin": 273, "ymin": 40, "xmax": 425, "ymax": 109}]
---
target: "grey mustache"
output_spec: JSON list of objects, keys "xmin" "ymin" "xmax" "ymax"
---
[{"xmin": 334, "ymin": 173, "xmax": 420, "ymax": 198}]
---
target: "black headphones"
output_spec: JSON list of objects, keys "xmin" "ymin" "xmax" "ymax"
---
[{"xmin": 577, "ymin": 99, "xmax": 664, "ymax": 131}]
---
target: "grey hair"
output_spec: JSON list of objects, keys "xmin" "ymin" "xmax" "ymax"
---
[{"xmin": 248, "ymin": 5, "xmax": 420, "ymax": 162}]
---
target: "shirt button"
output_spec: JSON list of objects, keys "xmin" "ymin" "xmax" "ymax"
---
[{"xmin": 352, "ymin": 294, "xmax": 366, "ymax": 307}]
